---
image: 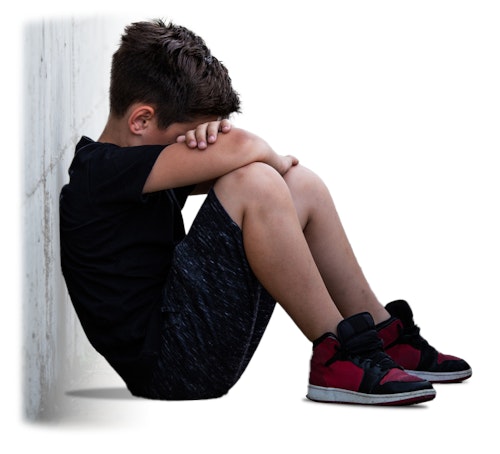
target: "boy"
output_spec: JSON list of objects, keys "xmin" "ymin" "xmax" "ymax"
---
[{"xmin": 59, "ymin": 19, "xmax": 471, "ymax": 405}]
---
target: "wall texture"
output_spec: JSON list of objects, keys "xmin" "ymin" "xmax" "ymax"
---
[{"xmin": 22, "ymin": 17, "xmax": 123, "ymax": 420}]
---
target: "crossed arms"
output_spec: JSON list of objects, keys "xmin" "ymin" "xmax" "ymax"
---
[{"xmin": 143, "ymin": 119, "xmax": 298, "ymax": 194}]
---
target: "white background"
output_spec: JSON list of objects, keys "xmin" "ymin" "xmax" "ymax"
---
[{"xmin": 3, "ymin": 1, "xmax": 499, "ymax": 452}]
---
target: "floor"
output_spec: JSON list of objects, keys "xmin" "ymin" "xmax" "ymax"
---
[{"xmin": 11, "ymin": 307, "xmax": 492, "ymax": 454}]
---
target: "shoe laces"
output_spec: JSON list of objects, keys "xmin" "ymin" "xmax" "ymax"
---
[
  {"xmin": 397, "ymin": 323, "xmax": 441, "ymax": 362},
  {"xmin": 398, "ymin": 323, "xmax": 433, "ymax": 351},
  {"xmin": 326, "ymin": 330, "xmax": 401, "ymax": 371}
]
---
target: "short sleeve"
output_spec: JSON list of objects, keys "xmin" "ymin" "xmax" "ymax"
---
[{"xmin": 86, "ymin": 144, "xmax": 165, "ymax": 205}]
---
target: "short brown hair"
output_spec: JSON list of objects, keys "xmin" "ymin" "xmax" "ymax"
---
[{"xmin": 109, "ymin": 19, "xmax": 241, "ymax": 128}]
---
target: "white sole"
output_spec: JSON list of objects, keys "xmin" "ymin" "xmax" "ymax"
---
[
  {"xmin": 406, "ymin": 368, "xmax": 472, "ymax": 383},
  {"xmin": 306, "ymin": 385, "xmax": 436, "ymax": 405}
]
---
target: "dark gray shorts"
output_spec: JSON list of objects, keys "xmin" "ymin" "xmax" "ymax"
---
[{"xmin": 141, "ymin": 189, "xmax": 275, "ymax": 400}]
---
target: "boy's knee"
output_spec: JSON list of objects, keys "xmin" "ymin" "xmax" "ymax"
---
[
  {"xmin": 231, "ymin": 161, "xmax": 281, "ymax": 182},
  {"xmin": 213, "ymin": 162, "xmax": 291, "ymax": 227},
  {"xmin": 283, "ymin": 164, "xmax": 325, "ymax": 192},
  {"xmin": 216, "ymin": 162, "xmax": 286, "ymax": 198}
]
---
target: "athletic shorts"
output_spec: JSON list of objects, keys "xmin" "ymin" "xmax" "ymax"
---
[{"xmin": 139, "ymin": 189, "xmax": 276, "ymax": 400}]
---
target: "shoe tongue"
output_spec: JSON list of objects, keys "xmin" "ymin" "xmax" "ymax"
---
[
  {"xmin": 337, "ymin": 312, "xmax": 385, "ymax": 357},
  {"xmin": 337, "ymin": 312, "xmax": 375, "ymax": 343},
  {"xmin": 385, "ymin": 300, "xmax": 415, "ymax": 327}
]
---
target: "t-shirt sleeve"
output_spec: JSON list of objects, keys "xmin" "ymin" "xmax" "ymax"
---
[{"xmin": 88, "ymin": 144, "xmax": 165, "ymax": 205}]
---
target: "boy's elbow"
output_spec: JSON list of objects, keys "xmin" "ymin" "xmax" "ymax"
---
[{"xmin": 228, "ymin": 128, "xmax": 271, "ymax": 162}]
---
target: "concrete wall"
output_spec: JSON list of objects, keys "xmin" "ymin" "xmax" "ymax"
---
[{"xmin": 22, "ymin": 17, "xmax": 123, "ymax": 420}]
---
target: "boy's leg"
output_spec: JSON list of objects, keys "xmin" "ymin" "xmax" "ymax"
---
[
  {"xmin": 278, "ymin": 165, "xmax": 470, "ymax": 383},
  {"xmin": 214, "ymin": 163, "xmax": 436, "ymax": 404},
  {"xmin": 214, "ymin": 162, "xmax": 344, "ymax": 341},
  {"xmin": 282, "ymin": 165, "xmax": 390, "ymax": 324},
  {"xmin": 214, "ymin": 162, "xmax": 390, "ymax": 339}
]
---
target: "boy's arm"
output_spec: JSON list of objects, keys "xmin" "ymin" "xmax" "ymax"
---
[{"xmin": 143, "ymin": 127, "xmax": 297, "ymax": 193}]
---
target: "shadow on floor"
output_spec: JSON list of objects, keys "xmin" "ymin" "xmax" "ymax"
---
[{"xmin": 66, "ymin": 387, "xmax": 135, "ymax": 400}]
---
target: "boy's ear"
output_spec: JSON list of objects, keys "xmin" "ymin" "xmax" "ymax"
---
[{"xmin": 128, "ymin": 105, "xmax": 155, "ymax": 135}]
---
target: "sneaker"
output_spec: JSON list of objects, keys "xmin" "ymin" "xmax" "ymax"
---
[
  {"xmin": 377, "ymin": 300, "xmax": 472, "ymax": 383},
  {"xmin": 307, "ymin": 312, "xmax": 436, "ymax": 405}
]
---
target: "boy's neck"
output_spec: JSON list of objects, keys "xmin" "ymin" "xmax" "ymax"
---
[{"xmin": 98, "ymin": 116, "xmax": 132, "ymax": 146}]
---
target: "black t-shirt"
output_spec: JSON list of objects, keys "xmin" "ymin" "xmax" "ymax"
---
[{"xmin": 59, "ymin": 136, "xmax": 194, "ymax": 390}]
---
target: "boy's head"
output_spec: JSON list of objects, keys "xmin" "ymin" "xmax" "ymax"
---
[{"xmin": 109, "ymin": 19, "xmax": 240, "ymax": 129}]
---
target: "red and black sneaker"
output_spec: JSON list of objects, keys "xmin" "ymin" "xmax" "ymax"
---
[
  {"xmin": 307, "ymin": 312, "xmax": 436, "ymax": 405},
  {"xmin": 377, "ymin": 300, "xmax": 472, "ymax": 383}
]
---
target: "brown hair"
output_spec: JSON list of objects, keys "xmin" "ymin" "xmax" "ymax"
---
[{"xmin": 109, "ymin": 19, "xmax": 241, "ymax": 128}]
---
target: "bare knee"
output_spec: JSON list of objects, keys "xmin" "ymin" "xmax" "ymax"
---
[
  {"xmin": 283, "ymin": 165, "xmax": 328, "ymax": 197},
  {"xmin": 215, "ymin": 162, "xmax": 288, "ymax": 198},
  {"xmin": 282, "ymin": 165, "xmax": 333, "ymax": 228},
  {"xmin": 213, "ymin": 162, "xmax": 291, "ymax": 227}
]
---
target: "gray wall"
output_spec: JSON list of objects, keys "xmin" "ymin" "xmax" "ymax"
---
[{"xmin": 22, "ymin": 17, "xmax": 124, "ymax": 420}]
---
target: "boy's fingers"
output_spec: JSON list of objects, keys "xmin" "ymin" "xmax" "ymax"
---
[
  {"xmin": 195, "ymin": 123, "xmax": 208, "ymax": 149},
  {"xmin": 219, "ymin": 118, "xmax": 232, "ymax": 133},
  {"xmin": 184, "ymin": 130, "xmax": 198, "ymax": 148},
  {"xmin": 207, "ymin": 122, "xmax": 221, "ymax": 143},
  {"xmin": 181, "ymin": 119, "xmax": 233, "ymax": 149}
]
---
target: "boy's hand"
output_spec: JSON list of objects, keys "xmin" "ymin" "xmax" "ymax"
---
[
  {"xmin": 176, "ymin": 119, "xmax": 232, "ymax": 150},
  {"xmin": 276, "ymin": 154, "xmax": 299, "ymax": 176}
]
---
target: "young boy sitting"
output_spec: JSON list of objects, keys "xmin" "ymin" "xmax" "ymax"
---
[{"xmin": 59, "ymin": 19, "xmax": 471, "ymax": 405}]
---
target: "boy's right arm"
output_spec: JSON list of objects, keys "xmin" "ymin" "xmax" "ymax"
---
[{"xmin": 143, "ymin": 128, "xmax": 298, "ymax": 193}]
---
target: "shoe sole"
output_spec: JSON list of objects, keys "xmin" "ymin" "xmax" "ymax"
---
[
  {"xmin": 306, "ymin": 385, "xmax": 436, "ymax": 406},
  {"xmin": 406, "ymin": 368, "xmax": 472, "ymax": 383}
]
